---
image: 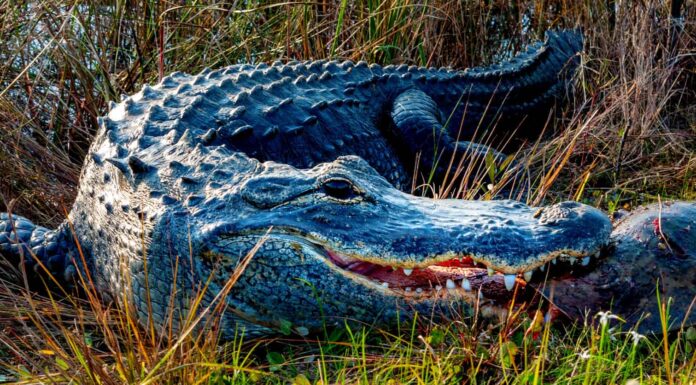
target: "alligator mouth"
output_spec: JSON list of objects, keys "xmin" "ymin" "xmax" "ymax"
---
[
  {"xmin": 209, "ymin": 229, "xmax": 601, "ymax": 304},
  {"xmin": 325, "ymin": 247, "xmax": 601, "ymax": 301}
]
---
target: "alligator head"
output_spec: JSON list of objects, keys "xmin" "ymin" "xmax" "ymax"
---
[{"xmin": 143, "ymin": 154, "xmax": 611, "ymax": 336}]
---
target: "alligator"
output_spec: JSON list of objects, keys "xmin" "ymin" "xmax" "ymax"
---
[{"xmin": 0, "ymin": 29, "xmax": 693, "ymax": 337}]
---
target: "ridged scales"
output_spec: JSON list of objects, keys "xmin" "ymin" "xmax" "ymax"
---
[{"xmin": 97, "ymin": 30, "xmax": 582, "ymax": 195}]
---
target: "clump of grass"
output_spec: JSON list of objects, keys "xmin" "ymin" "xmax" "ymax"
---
[
  {"xmin": 0, "ymin": 235, "xmax": 272, "ymax": 384},
  {"xmin": 1, "ymin": 272, "xmax": 695, "ymax": 384},
  {"xmin": 0, "ymin": 280, "xmax": 263, "ymax": 383},
  {"xmin": 424, "ymin": 1, "xmax": 695, "ymax": 206},
  {"xmin": 519, "ymin": 1, "xmax": 696, "ymax": 211}
]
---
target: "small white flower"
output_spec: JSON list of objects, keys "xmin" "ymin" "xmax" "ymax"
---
[
  {"xmin": 578, "ymin": 349, "xmax": 591, "ymax": 360},
  {"xmin": 596, "ymin": 311, "xmax": 621, "ymax": 327},
  {"xmin": 627, "ymin": 330, "xmax": 646, "ymax": 346}
]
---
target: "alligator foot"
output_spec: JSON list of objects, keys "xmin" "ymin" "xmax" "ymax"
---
[{"xmin": 0, "ymin": 213, "xmax": 79, "ymax": 290}]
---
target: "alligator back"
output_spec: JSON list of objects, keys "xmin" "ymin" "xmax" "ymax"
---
[{"xmin": 93, "ymin": 30, "xmax": 582, "ymax": 189}]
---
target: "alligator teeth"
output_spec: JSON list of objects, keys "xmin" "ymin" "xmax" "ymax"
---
[
  {"xmin": 487, "ymin": 267, "xmax": 495, "ymax": 276},
  {"xmin": 569, "ymin": 257, "xmax": 577, "ymax": 265},
  {"xmin": 551, "ymin": 258, "xmax": 557, "ymax": 265},
  {"xmin": 461, "ymin": 278, "xmax": 472, "ymax": 291},
  {"xmin": 540, "ymin": 264, "xmax": 546, "ymax": 272},
  {"xmin": 446, "ymin": 279, "xmax": 456, "ymax": 290},
  {"xmin": 435, "ymin": 285, "xmax": 442, "ymax": 291},
  {"xmin": 381, "ymin": 282, "xmax": 389, "ymax": 288},
  {"xmin": 581, "ymin": 256, "xmax": 591, "ymax": 266},
  {"xmin": 416, "ymin": 288, "xmax": 423, "ymax": 294},
  {"xmin": 405, "ymin": 287, "xmax": 412, "ymax": 292},
  {"xmin": 504, "ymin": 274, "xmax": 516, "ymax": 291},
  {"xmin": 403, "ymin": 268, "xmax": 413, "ymax": 276},
  {"xmin": 523, "ymin": 270, "xmax": 533, "ymax": 282}
]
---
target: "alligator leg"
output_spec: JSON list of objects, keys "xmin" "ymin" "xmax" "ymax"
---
[
  {"xmin": 0, "ymin": 213, "xmax": 78, "ymax": 289},
  {"xmin": 390, "ymin": 88, "xmax": 512, "ymax": 189}
]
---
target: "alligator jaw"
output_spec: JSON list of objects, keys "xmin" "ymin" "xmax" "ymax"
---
[
  {"xmin": 209, "ymin": 227, "xmax": 603, "ymax": 298},
  {"xmin": 326, "ymin": 249, "xmax": 528, "ymax": 301},
  {"xmin": 324, "ymin": 243, "xmax": 603, "ymax": 296},
  {"xmin": 263, "ymin": 227, "xmax": 603, "ymax": 299}
]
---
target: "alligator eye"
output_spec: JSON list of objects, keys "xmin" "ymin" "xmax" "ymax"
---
[{"xmin": 321, "ymin": 178, "xmax": 360, "ymax": 200}]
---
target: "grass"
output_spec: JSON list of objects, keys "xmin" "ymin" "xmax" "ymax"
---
[
  {"xmin": 0, "ymin": 0, "xmax": 695, "ymax": 383},
  {"xmin": 1, "ymin": 277, "xmax": 695, "ymax": 384}
]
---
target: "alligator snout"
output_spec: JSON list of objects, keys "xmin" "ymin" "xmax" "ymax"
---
[
  {"xmin": 232, "ymin": 157, "xmax": 613, "ymax": 277},
  {"xmin": 381, "ymin": 195, "xmax": 613, "ymax": 274}
]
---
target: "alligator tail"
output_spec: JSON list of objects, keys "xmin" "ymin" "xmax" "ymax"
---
[
  {"xmin": 0, "ymin": 213, "xmax": 78, "ymax": 288},
  {"xmin": 447, "ymin": 29, "xmax": 584, "ymax": 139},
  {"xmin": 510, "ymin": 29, "xmax": 583, "ymax": 105},
  {"xmin": 463, "ymin": 29, "xmax": 583, "ymax": 101}
]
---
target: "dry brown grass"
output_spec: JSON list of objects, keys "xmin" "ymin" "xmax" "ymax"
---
[{"xmin": 521, "ymin": 2, "xmax": 696, "ymax": 210}]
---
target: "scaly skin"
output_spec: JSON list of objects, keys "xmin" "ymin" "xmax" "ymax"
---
[{"xmin": 0, "ymin": 30, "xmax": 626, "ymax": 338}]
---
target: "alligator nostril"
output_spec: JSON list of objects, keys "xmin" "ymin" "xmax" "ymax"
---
[
  {"xmin": 557, "ymin": 201, "xmax": 582, "ymax": 209},
  {"xmin": 538, "ymin": 204, "xmax": 578, "ymax": 225}
]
